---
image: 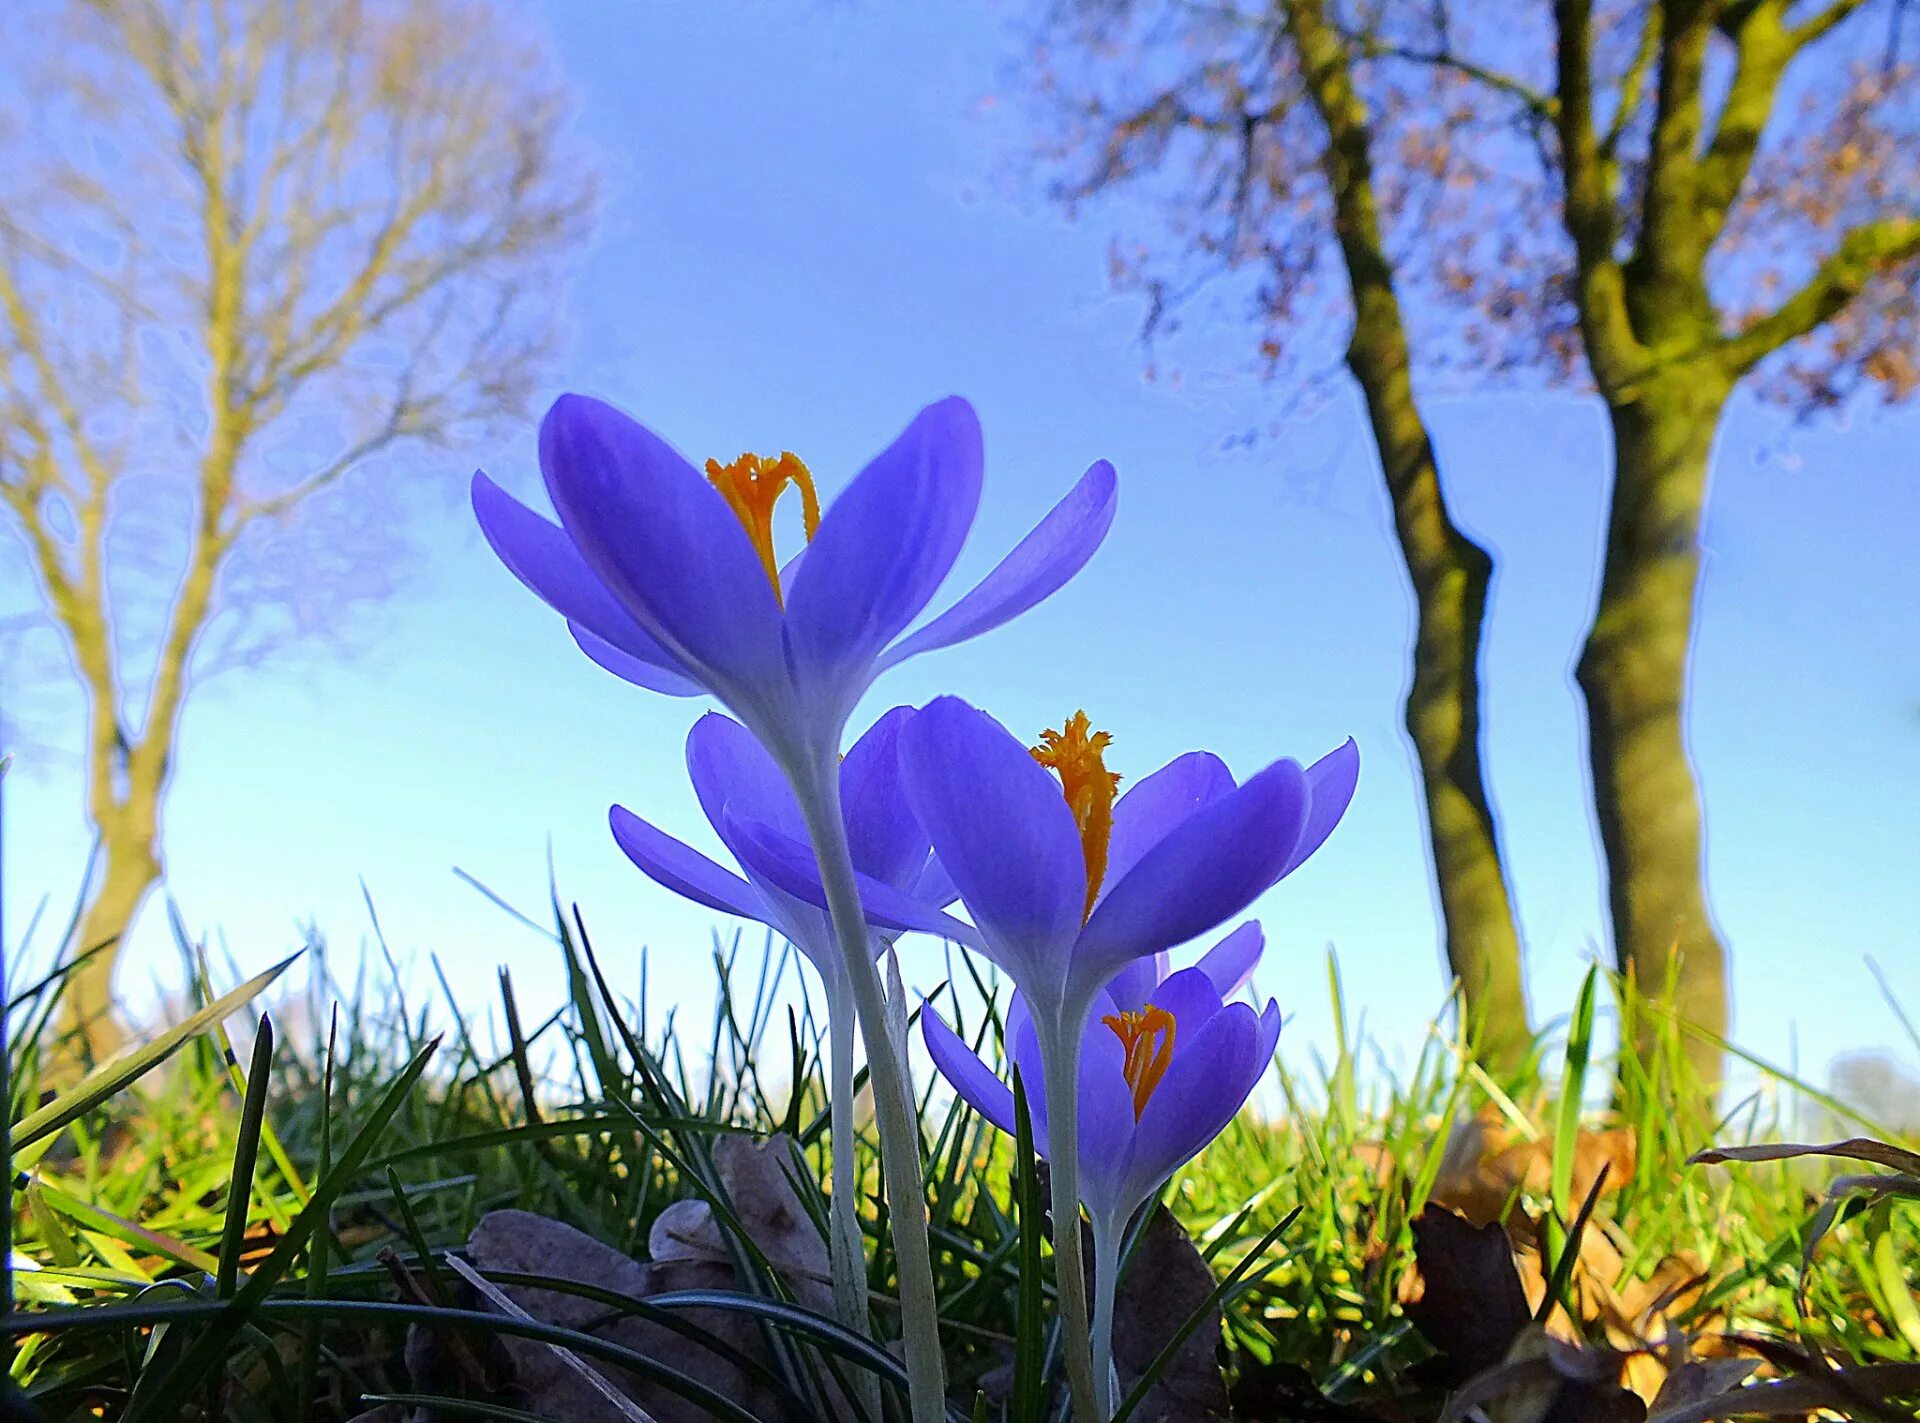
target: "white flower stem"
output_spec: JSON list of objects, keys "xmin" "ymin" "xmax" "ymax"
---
[
  {"xmin": 825, "ymin": 974, "xmax": 883, "ymax": 1420},
  {"xmin": 1088, "ymin": 1212, "xmax": 1123, "ymax": 1419},
  {"xmin": 795, "ymin": 759, "xmax": 949, "ymax": 1423},
  {"xmin": 1040, "ymin": 1030, "xmax": 1104, "ymax": 1423}
]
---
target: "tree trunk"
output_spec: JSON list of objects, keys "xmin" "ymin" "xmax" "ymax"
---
[
  {"xmin": 63, "ymin": 812, "xmax": 162, "ymax": 1064},
  {"xmin": 1352, "ymin": 347, "xmax": 1532, "ymax": 1072},
  {"xmin": 1577, "ymin": 368, "xmax": 1730, "ymax": 1092},
  {"xmin": 1287, "ymin": 0, "xmax": 1532, "ymax": 1071}
]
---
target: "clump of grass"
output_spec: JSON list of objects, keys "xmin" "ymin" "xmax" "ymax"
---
[{"xmin": 3, "ymin": 887, "xmax": 1917, "ymax": 1421}]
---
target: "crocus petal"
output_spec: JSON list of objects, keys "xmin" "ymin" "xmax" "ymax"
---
[
  {"xmin": 473, "ymin": 471, "xmax": 697, "ymax": 685},
  {"xmin": 1280, "ymin": 738, "xmax": 1360, "ymax": 879},
  {"xmin": 1100, "ymin": 953, "xmax": 1169, "ymax": 1016},
  {"xmin": 570, "ymin": 623, "xmax": 705, "ymax": 696},
  {"xmin": 1255, "ymin": 998, "xmax": 1283, "ymax": 1062},
  {"xmin": 1073, "ymin": 1015, "xmax": 1138, "ymax": 1219},
  {"xmin": 539, "ymin": 395, "xmax": 788, "ymax": 699},
  {"xmin": 608, "ymin": 804, "xmax": 772, "ymax": 925},
  {"xmin": 686, "ymin": 713, "xmax": 807, "ymax": 850},
  {"xmin": 1101, "ymin": 752, "xmax": 1237, "ymax": 898},
  {"xmin": 1006, "ymin": 999, "xmax": 1050, "ymax": 1157},
  {"xmin": 1146, "ymin": 966, "xmax": 1228, "ymax": 1040},
  {"xmin": 922, "ymin": 1008, "xmax": 1016, "ymax": 1136},
  {"xmin": 882, "ymin": 459, "xmax": 1118, "ymax": 667},
  {"xmin": 910, "ymin": 852, "xmax": 960, "ymax": 909},
  {"xmin": 1072, "ymin": 759, "xmax": 1310, "ymax": 992},
  {"xmin": 783, "ymin": 398, "xmax": 983, "ymax": 699},
  {"xmin": 1195, "ymin": 922, "xmax": 1265, "ymax": 1000},
  {"xmin": 899, "ymin": 697, "xmax": 1085, "ymax": 996},
  {"xmin": 724, "ymin": 813, "xmax": 984, "ymax": 949},
  {"xmin": 1120, "ymin": 1001, "xmax": 1264, "ymax": 1213},
  {"xmin": 840, "ymin": 707, "xmax": 931, "ymax": 890}
]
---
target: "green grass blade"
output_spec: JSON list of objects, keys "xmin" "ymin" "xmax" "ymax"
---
[
  {"xmin": 16, "ymin": 1296, "xmax": 770, "ymax": 1423},
  {"xmin": 1110, "ymin": 1206, "xmax": 1301, "ymax": 1423},
  {"xmin": 12, "ymin": 954, "xmax": 298, "ymax": 1150},
  {"xmin": 119, "ymin": 1035, "xmax": 441, "ymax": 1422},
  {"xmin": 215, "ymin": 1015, "xmax": 275, "ymax": 1298},
  {"xmin": 358, "ymin": 1396, "xmax": 572, "ymax": 1422},
  {"xmin": 1552, "ymin": 966, "xmax": 1599, "ymax": 1218},
  {"xmin": 643, "ymin": 1289, "xmax": 911, "ymax": 1388},
  {"xmin": 1010, "ymin": 1066, "xmax": 1047, "ymax": 1423}
]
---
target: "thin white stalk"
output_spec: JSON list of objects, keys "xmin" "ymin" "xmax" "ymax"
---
[
  {"xmin": 1040, "ymin": 1028, "xmax": 1104, "ymax": 1423},
  {"xmin": 825, "ymin": 974, "xmax": 882, "ymax": 1420},
  {"xmin": 1088, "ymin": 1212, "xmax": 1124, "ymax": 1419},
  {"xmin": 793, "ymin": 757, "xmax": 949, "ymax": 1423}
]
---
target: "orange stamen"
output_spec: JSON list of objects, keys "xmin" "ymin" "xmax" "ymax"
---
[
  {"xmin": 1102, "ymin": 1007, "xmax": 1177, "ymax": 1119},
  {"xmin": 704, "ymin": 451, "xmax": 821, "ymax": 605},
  {"xmin": 1032, "ymin": 711, "xmax": 1120, "ymax": 921}
]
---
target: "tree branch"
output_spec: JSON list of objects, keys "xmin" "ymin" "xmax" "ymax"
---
[
  {"xmin": 1697, "ymin": 1, "xmax": 1798, "ymax": 245},
  {"xmin": 1793, "ymin": 0, "xmax": 1875, "ymax": 46},
  {"xmin": 1720, "ymin": 215, "xmax": 1920, "ymax": 371},
  {"xmin": 1553, "ymin": 0, "xmax": 1641, "ymax": 384},
  {"xmin": 1630, "ymin": 0, "xmax": 1715, "ymax": 308},
  {"xmin": 1332, "ymin": 22, "xmax": 1560, "ymax": 124},
  {"xmin": 1600, "ymin": 5, "xmax": 1662, "ymax": 159}
]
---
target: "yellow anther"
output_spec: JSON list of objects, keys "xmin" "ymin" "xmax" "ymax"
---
[
  {"xmin": 1032, "ymin": 711, "xmax": 1120, "ymax": 921},
  {"xmin": 704, "ymin": 451, "xmax": 821, "ymax": 605},
  {"xmin": 1103, "ymin": 1006, "xmax": 1177, "ymax": 1119}
]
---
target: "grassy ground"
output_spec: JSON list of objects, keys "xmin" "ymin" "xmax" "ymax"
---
[{"xmin": 3, "ymin": 898, "xmax": 1917, "ymax": 1421}]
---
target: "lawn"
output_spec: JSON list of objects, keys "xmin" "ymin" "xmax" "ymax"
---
[{"xmin": 5, "ymin": 895, "xmax": 1917, "ymax": 1422}]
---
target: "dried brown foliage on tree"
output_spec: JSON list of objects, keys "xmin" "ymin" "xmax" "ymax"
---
[
  {"xmin": 0, "ymin": 0, "xmax": 595, "ymax": 1059},
  {"xmin": 1027, "ymin": 0, "xmax": 1919, "ymax": 1091}
]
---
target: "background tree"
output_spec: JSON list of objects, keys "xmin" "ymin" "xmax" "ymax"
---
[
  {"xmin": 1033, "ymin": 0, "xmax": 1534, "ymax": 1068},
  {"xmin": 1540, "ymin": 0, "xmax": 1916, "ymax": 1087},
  {"xmin": 0, "ymin": 0, "xmax": 594, "ymax": 1059},
  {"xmin": 1027, "ymin": 0, "xmax": 1918, "ymax": 1088}
]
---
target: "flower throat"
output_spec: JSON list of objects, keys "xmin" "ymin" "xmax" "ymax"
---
[
  {"xmin": 1103, "ymin": 1006, "xmax": 1175, "ymax": 1118},
  {"xmin": 705, "ymin": 452, "xmax": 820, "ymax": 605}
]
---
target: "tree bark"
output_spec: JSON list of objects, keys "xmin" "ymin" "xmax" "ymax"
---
[
  {"xmin": 66, "ymin": 815, "xmax": 162, "ymax": 1063},
  {"xmin": 1577, "ymin": 367, "xmax": 1731, "ymax": 1089},
  {"xmin": 1289, "ymin": 0, "xmax": 1531, "ymax": 1069},
  {"xmin": 1353, "ymin": 330, "xmax": 1531, "ymax": 1071}
]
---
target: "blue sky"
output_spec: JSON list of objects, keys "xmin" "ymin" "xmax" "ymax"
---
[{"xmin": 5, "ymin": 0, "xmax": 1918, "ymax": 1094}]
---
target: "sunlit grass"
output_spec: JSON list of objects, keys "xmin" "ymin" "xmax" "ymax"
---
[{"xmin": 4, "ymin": 892, "xmax": 1917, "ymax": 1420}]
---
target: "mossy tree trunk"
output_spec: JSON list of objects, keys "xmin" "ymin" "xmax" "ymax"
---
[
  {"xmin": 67, "ymin": 821, "xmax": 164, "ymax": 1063},
  {"xmin": 1290, "ymin": 0, "xmax": 1531, "ymax": 1068},
  {"xmin": 1546, "ymin": 0, "xmax": 1920, "ymax": 1094},
  {"xmin": 1577, "ymin": 367, "xmax": 1732, "ymax": 1085}
]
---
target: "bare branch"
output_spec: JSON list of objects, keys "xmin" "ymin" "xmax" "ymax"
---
[
  {"xmin": 1721, "ymin": 215, "xmax": 1920, "ymax": 370},
  {"xmin": 1553, "ymin": 0, "xmax": 1641, "ymax": 383},
  {"xmin": 1793, "ymin": 0, "xmax": 1875, "ymax": 45},
  {"xmin": 1697, "ymin": 2, "xmax": 1800, "ymax": 244},
  {"xmin": 0, "ymin": 0, "xmax": 592, "ymax": 870},
  {"xmin": 1600, "ymin": 5, "xmax": 1662, "ymax": 159},
  {"xmin": 1331, "ymin": 21, "xmax": 1560, "ymax": 125}
]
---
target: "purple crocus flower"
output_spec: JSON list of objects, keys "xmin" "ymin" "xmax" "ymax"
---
[
  {"xmin": 606, "ymin": 706, "xmax": 965, "ymax": 984},
  {"xmin": 732, "ymin": 696, "xmax": 1355, "ymax": 1039},
  {"xmin": 923, "ymin": 922, "xmax": 1277, "ymax": 1226},
  {"xmin": 730, "ymin": 696, "xmax": 1355, "ymax": 1417},
  {"xmin": 608, "ymin": 705, "xmax": 968, "ymax": 1352},
  {"xmin": 473, "ymin": 397, "xmax": 1113, "ymax": 1421},
  {"xmin": 922, "ymin": 926, "xmax": 1280, "ymax": 1412},
  {"xmin": 470, "ymin": 396, "xmax": 1117, "ymax": 766}
]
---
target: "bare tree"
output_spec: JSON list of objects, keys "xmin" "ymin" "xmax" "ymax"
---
[
  {"xmin": 1028, "ymin": 0, "xmax": 1918, "ymax": 1089},
  {"xmin": 0, "ymin": 0, "xmax": 594, "ymax": 1058},
  {"xmin": 1034, "ymin": 0, "xmax": 1534, "ymax": 1068},
  {"xmin": 1543, "ymin": 0, "xmax": 1915, "ymax": 1089}
]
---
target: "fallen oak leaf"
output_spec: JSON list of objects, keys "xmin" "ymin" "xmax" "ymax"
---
[{"xmin": 1404, "ymin": 1209, "xmax": 1533, "ymax": 1383}]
